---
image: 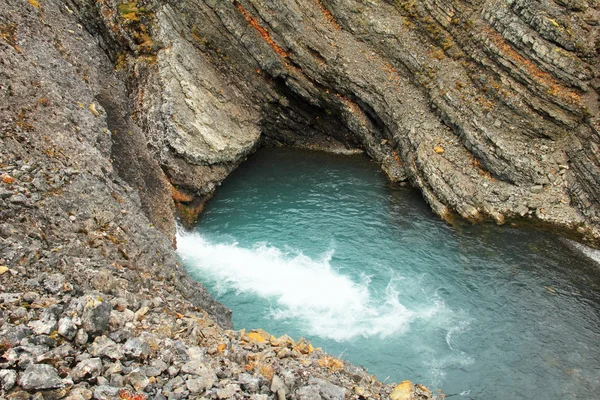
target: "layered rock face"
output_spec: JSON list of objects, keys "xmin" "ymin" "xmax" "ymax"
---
[
  {"xmin": 70, "ymin": 0, "xmax": 600, "ymax": 242},
  {"xmin": 175, "ymin": 0, "xmax": 600, "ymax": 239}
]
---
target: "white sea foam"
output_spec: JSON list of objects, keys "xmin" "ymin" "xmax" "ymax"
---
[{"xmin": 177, "ymin": 231, "xmax": 441, "ymax": 341}]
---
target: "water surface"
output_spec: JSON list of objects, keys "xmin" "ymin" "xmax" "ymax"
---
[{"xmin": 178, "ymin": 148, "xmax": 600, "ymax": 399}]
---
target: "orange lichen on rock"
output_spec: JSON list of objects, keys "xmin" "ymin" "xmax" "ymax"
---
[
  {"xmin": 317, "ymin": 356, "xmax": 344, "ymax": 372},
  {"xmin": 315, "ymin": 0, "xmax": 341, "ymax": 30},
  {"xmin": 483, "ymin": 27, "xmax": 582, "ymax": 106},
  {"xmin": 117, "ymin": 389, "xmax": 146, "ymax": 400},
  {"xmin": 2, "ymin": 175, "xmax": 15, "ymax": 184},
  {"xmin": 170, "ymin": 185, "xmax": 194, "ymax": 203},
  {"xmin": 233, "ymin": 1, "xmax": 288, "ymax": 58}
]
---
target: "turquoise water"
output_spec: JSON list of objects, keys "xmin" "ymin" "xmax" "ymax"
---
[{"xmin": 178, "ymin": 148, "xmax": 600, "ymax": 399}]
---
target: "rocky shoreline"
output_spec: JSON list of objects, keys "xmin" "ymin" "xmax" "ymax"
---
[
  {"xmin": 0, "ymin": 273, "xmax": 433, "ymax": 400},
  {"xmin": 1, "ymin": 0, "xmax": 599, "ymax": 398}
]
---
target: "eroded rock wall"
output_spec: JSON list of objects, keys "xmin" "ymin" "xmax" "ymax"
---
[{"xmin": 63, "ymin": 0, "xmax": 600, "ymax": 241}]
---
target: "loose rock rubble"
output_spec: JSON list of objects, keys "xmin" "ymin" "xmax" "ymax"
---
[{"xmin": 0, "ymin": 285, "xmax": 433, "ymax": 399}]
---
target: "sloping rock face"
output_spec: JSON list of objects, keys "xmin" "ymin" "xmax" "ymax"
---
[{"xmin": 72, "ymin": 0, "xmax": 600, "ymax": 242}]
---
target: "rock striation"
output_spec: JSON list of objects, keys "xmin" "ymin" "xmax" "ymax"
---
[{"xmin": 1, "ymin": 0, "xmax": 599, "ymax": 398}]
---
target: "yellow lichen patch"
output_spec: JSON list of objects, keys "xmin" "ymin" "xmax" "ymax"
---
[
  {"xmin": 434, "ymin": 145, "xmax": 444, "ymax": 154},
  {"xmin": 317, "ymin": 356, "xmax": 344, "ymax": 372},
  {"xmin": 390, "ymin": 380, "xmax": 413, "ymax": 400},
  {"xmin": 245, "ymin": 329, "xmax": 271, "ymax": 343},
  {"xmin": 217, "ymin": 343, "xmax": 227, "ymax": 354},
  {"xmin": 0, "ymin": 266, "xmax": 9, "ymax": 275},
  {"xmin": 28, "ymin": 0, "xmax": 40, "ymax": 9},
  {"xmin": 89, "ymin": 103, "xmax": 100, "ymax": 117},
  {"xmin": 246, "ymin": 361, "xmax": 274, "ymax": 380},
  {"xmin": 546, "ymin": 17, "xmax": 560, "ymax": 28},
  {"xmin": 118, "ymin": 2, "xmax": 140, "ymax": 21},
  {"xmin": 294, "ymin": 338, "xmax": 314, "ymax": 355},
  {"xmin": 0, "ymin": 23, "xmax": 21, "ymax": 53}
]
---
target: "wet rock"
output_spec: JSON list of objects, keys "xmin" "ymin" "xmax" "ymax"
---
[
  {"xmin": 71, "ymin": 358, "xmax": 103, "ymax": 382},
  {"xmin": 18, "ymin": 364, "xmax": 64, "ymax": 390}
]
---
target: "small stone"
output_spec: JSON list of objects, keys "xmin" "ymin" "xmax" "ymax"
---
[
  {"xmin": 297, "ymin": 378, "xmax": 345, "ymax": 400},
  {"xmin": 238, "ymin": 373, "xmax": 259, "ymax": 392},
  {"xmin": 92, "ymin": 385, "xmax": 119, "ymax": 400},
  {"xmin": 82, "ymin": 297, "xmax": 112, "ymax": 337},
  {"xmin": 8, "ymin": 193, "xmax": 28, "ymax": 205},
  {"xmin": 43, "ymin": 274, "xmax": 65, "ymax": 294},
  {"xmin": 277, "ymin": 348, "xmax": 291, "ymax": 359},
  {"xmin": 110, "ymin": 374, "xmax": 124, "ymax": 387},
  {"xmin": 123, "ymin": 337, "xmax": 150, "ymax": 360},
  {"xmin": 134, "ymin": 306, "xmax": 149, "ymax": 321},
  {"xmin": 58, "ymin": 317, "xmax": 78, "ymax": 340},
  {"xmin": 271, "ymin": 375, "xmax": 286, "ymax": 393},
  {"xmin": 29, "ymin": 312, "xmax": 57, "ymax": 335},
  {"xmin": 530, "ymin": 185, "xmax": 544, "ymax": 194},
  {"xmin": 0, "ymin": 369, "xmax": 17, "ymax": 391},
  {"xmin": 75, "ymin": 329, "xmax": 89, "ymax": 346},
  {"xmin": 0, "ymin": 266, "xmax": 8, "ymax": 275},
  {"xmin": 181, "ymin": 362, "xmax": 215, "ymax": 391},
  {"xmin": 71, "ymin": 358, "xmax": 103, "ymax": 382},
  {"xmin": 0, "ymin": 188, "xmax": 12, "ymax": 199},
  {"xmin": 390, "ymin": 380, "xmax": 413, "ymax": 400},
  {"xmin": 126, "ymin": 369, "xmax": 149, "ymax": 392},
  {"xmin": 18, "ymin": 364, "xmax": 64, "ymax": 390},
  {"xmin": 150, "ymin": 359, "xmax": 168, "ymax": 375},
  {"xmin": 217, "ymin": 383, "xmax": 239, "ymax": 399},
  {"xmin": 22, "ymin": 292, "xmax": 40, "ymax": 303},
  {"xmin": 89, "ymin": 336, "xmax": 123, "ymax": 360},
  {"xmin": 104, "ymin": 360, "xmax": 123, "ymax": 376},
  {"xmin": 64, "ymin": 386, "xmax": 93, "ymax": 400}
]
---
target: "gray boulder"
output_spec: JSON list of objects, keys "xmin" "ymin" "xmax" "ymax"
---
[{"xmin": 18, "ymin": 364, "xmax": 64, "ymax": 390}]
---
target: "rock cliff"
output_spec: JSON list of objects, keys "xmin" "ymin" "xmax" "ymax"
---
[
  {"xmin": 88, "ymin": 0, "xmax": 600, "ymax": 242},
  {"xmin": 1, "ymin": 0, "xmax": 599, "ymax": 398}
]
